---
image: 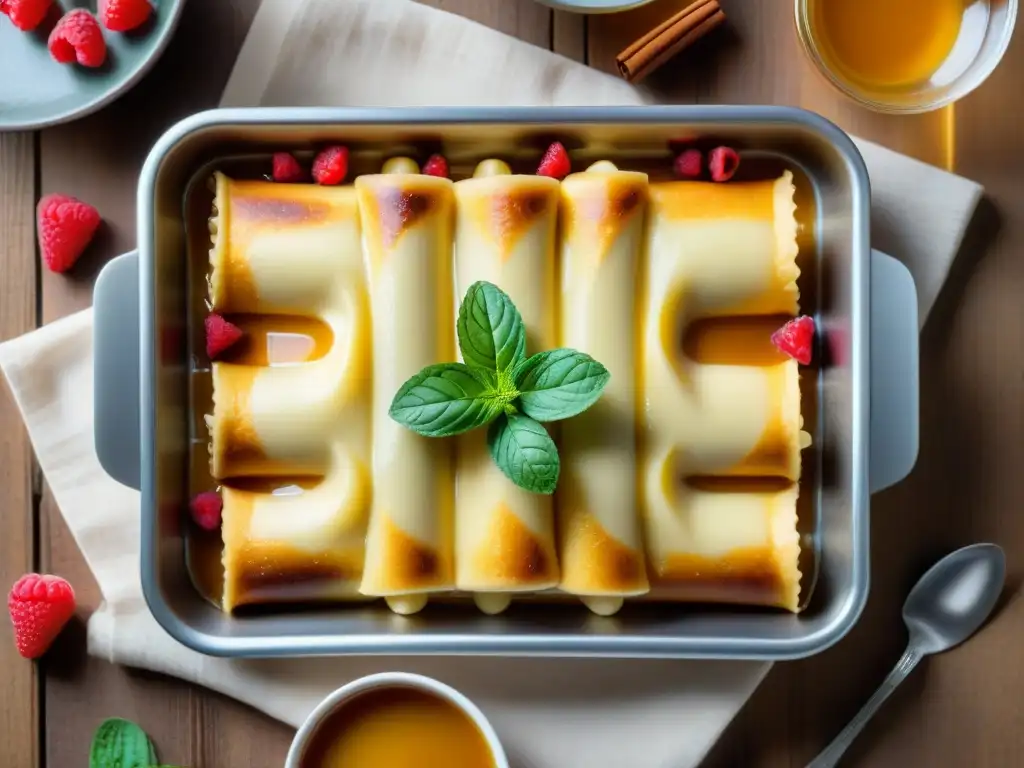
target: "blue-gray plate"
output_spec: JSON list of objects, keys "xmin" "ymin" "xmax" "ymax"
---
[{"xmin": 0, "ymin": 0, "xmax": 185, "ymax": 130}]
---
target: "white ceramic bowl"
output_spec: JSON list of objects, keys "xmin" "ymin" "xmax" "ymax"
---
[
  {"xmin": 285, "ymin": 672, "xmax": 509, "ymax": 768},
  {"xmin": 535, "ymin": 0, "xmax": 656, "ymax": 12}
]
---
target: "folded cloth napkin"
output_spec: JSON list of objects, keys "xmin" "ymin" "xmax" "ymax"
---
[{"xmin": 0, "ymin": 1, "xmax": 984, "ymax": 766}]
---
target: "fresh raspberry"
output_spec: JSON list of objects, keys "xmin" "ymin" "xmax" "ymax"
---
[
  {"xmin": 8, "ymin": 574, "xmax": 76, "ymax": 659},
  {"xmin": 205, "ymin": 313, "xmax": 243, "ymax": 360},
  {"xmin": 422, "ymin": 154, "xmax": 449, "ymax": 178},
  {"xmin": 36, "ymin": 193, "xmax": 102, "ymax": 274},
  {"xmin": 189, "ymin": 491, "xmax": 223, "ymax": 531},
  {"xmin": 673, "ymin": 148, "xmax": 703, "ymax": 179},
  {"xmin": 48, "ymin": 9, "xmax": 107, "ymax": 68},
  {"xmin": 98, "ymin": 0, "xmax": 151, "ymax": 32},
  {"xmin": 272, "ymin": 152, "xmax": 305, "ymax": 183},
  {"xmin": 709, "ymin": 146, "xmax": 740, "ymax": 182},
  {"xmin": 536, "ymin": 141, "xmax": 571, "ymax": 179},
  {"xmin": 771, "ymin": 315, "xmax": 815, "ymax": 365},
  {"xmin": 2, "ymin": 0, "xmax": 51, "ymax": 30},
  {"xmin": 312, "ymin": 146, "xmax": 349, "ymax": 186}
]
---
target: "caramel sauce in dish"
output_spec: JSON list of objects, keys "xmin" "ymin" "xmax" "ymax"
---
[
  {"xmin": 809, "ymin": 0, "xmax": 986, "ymax": 90},
  {"xmin": 300, "ymin": 687, "xmax": 496, "ymax": 768}
]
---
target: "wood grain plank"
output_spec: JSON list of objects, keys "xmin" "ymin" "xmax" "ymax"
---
[
  {"xmin": 0, "ymin": 131, "xmax": 40, "ymax": 768},
  {"xmin": 38, "ymin": 0, "xmax": 271, "ymax": 765},
  {"xmin": 552, "ymin": 9, "xmax": 587, "ymax": 63},
  {"xmin": 421, "ymin": 0, "xmax": 553, "ymax": 48}
]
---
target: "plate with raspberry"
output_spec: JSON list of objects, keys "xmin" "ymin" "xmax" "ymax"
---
[{"xmin": 0, "ymin": 0, "xmax": 185, "ymax": 130}]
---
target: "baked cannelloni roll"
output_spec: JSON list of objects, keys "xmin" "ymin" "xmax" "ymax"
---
[
  {"xmin": 208, "ymin": 172, "xmax": 365, "ymax": 317},
  {"xmin": 556, "ymin": 162, "xmax": 650, "ymax": 615},
  {"xmin": 206, "ymin": 173, "xmax": 371, "ymax": 481},
  {"xmin": 221, "ymin": 446, "xmax": 371, "ymax": 611},
  {"xmin": 452, "ymin": 159, "xmax": 561, "ymax": 614},
  {"xmin": 645, "ymin": 172, "xmax": 799, "ymax": 321},
  {"xmin": 640, "ymin": 172, "xmax": 804, "ymax": 481},
  {"xmin": 642, "ymin": 471, "xmax": 801, "ymax": 611},
  {"xmin": 357, "ymin": 160, "xmax": 456, "ymax": 614}
]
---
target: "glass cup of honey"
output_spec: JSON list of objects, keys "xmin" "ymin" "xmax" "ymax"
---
[{"xmin": 796, "ymin": 0, "xmax": 1018, "ymax": 113}]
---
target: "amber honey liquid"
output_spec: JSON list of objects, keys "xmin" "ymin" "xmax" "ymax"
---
[{"xmin": 809, "ymin": 0, "xmax": 977, "ymax": 89}]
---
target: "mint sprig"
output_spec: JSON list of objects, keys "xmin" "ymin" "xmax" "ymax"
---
[
  {"xmin": 388, "ymin": 281, "xmax": 610, "ymax": 495},
  {"xmin": 488, "ymin": 413, "xmax": 560, "ymax": 494},
  {"xmin": 90, "ymin": 717, "xmax": 182, "ymax": 768}
]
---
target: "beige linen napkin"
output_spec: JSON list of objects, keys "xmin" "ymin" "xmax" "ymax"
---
[{"xmin": 0, "ymin": 1, "xmax": 985, "ymax": 766}]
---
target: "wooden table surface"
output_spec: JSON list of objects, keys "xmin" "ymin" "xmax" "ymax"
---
[{"xmin": 1, "ymin": 0, "xmax": 1021, "ymax": 765}]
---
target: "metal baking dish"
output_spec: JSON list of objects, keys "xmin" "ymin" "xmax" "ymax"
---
[{"xmin": 93, "ymin": 106, "xmax": 919, "ymax": 659}]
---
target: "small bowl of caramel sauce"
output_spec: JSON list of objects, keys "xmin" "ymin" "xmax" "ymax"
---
[
  {"xmin": 796, "ymin": 0, "xmax": 1017, "ymax": 113},
  {"xmin": 286, "ymin": 672, "xmax": 509, "ymax": 768}
]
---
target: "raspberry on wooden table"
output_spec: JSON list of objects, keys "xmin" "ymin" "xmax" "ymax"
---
[
  {"xmin": 36, "ymin": 193, "xmax": 101, "ymax": 274},
  {"xmin": 7, "ymin": 573, "xmax": 76, "ymax": 659},
  {"xmin": 189, "ymin": 492, "xmax": 223, "ymax": 532},
  {"xmin": 99, "ymin": 0, "xmax": 152, "ymax": 32},
  {"xmin": 272, "ymin": 152, "xmax": 306, "ymax": 183},
  {"xmin": 312, "ymin": 146, "xmax": 350, "ymax": 185},
  {"xmin": 48, "ymin": 9, "xmax": 107, "ymax": 68},
  {"xmin": 422, "ymin": 154, "xmax": 449, "ymax": 178},
  {"xmin": 771, "ymin": 315, "xmax": 815, "ymax": 365},
  {"xmin": 205, "ymin": 313, "xmax": 243, "ymax": 360},
  {"xmin": 1, "ymin": 0, "xmax": 51, "ymax": 31},
  {"xmin": 673, "ymin": 148, "xmax": 703, "ymax": 179},
  {"xmin": 536, "ymin": 141, "xmax": 571, "ymax": 179}
]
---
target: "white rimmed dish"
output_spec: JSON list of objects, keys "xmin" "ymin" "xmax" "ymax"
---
[
  {"xmin": 534, "ymin": 0, "xmax": 656, "ymax": 12},
  {"xmin": 285, "ymin": 672, "xmax": 509, "ymax": 768}
]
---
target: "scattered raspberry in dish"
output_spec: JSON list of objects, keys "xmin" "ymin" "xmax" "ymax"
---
[
  {"xmin": 709, "ymin": 146, "xmax": 740, "ymax": 182},
  {"xmin": 673, "ymin": 148, "xmax": 703, "ymax": 179},
  {"xmin": 205, "ymin": 313, "xmax": 243, "ymax": 360},
  {"xmin": 312, "ymin": 145, "xmax": 350, "ymax": 186},
  {"xmin": 36, "ymin": 193, "xmax": 102, "ymax": 274},
  {"xmin": 1, "ymin": 0, "xmax": 51, "ymax": 31},
  {"xmin": 422, "ymin": 154, "xmax": 449, "ymax": 178},
  {"xmin": 189, "ymin": 491, "xmax": 223, "ymax": 531},
  {"xmin": 48, "ymin": 9, "xmax": 107, "ymax": 68},
  {"xmin": 272, "ymin": 152, "xmax": 306, "ymax": 183},
  {"xmin": 7, "ymin": 573, "xmax": 76, "ymax": 659},
  {"xmin": 98, "ymin": 0, "xmax": 152, "ymax": 32},
  {"xmin": 537, "ymin": 141, "xmax": 571, "ymax": 179},
  {"xmin": 771, "ymin": 315, "xmax": 815, "ymax": 365}
]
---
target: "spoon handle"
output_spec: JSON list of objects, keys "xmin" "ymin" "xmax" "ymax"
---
[{"xmin": 806, "ymin": 644, "xmax": 924, "ymax": 768}]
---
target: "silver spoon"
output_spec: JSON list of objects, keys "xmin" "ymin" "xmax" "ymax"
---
[{"xmin": 807, "ymin": 542, "xmax": 1006, "ymax": 768}]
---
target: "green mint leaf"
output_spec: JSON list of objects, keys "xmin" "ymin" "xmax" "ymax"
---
[
  {"xmin": 90, "ymin": 718, "xmax": 158, "ymax": 768},
  {"xmin": 487, "ymin": 413, "xmax": 560, "ymax": 494},
  {"xmin": 514, "ymin": 348, "xmax": 611, "ymax": 422},
  {"xmin": 457, "ymin": 281, "xmax": 527, "ymax": 375},
  {"xmin": 389, "ymin": 363, "xmax": 509, "ymax": 437}
]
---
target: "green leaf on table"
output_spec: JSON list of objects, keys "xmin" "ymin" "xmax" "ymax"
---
[
  {"xmin": 456, "ymin": 281, "xmax": 527, "ymax": 375},
  {"xmin": 389, "ymin": 363, "xmax": 511, "ymax": 437},
  {"xmin": 515, "ymin": 348, "xmax": 611, "ymax": 422},
  {"xmin": 487, "ymin": 413, "xmax": 560, "ymax": 495},
  {"xmin": 90, "ymin": 717, "xmax": 158, "ymax": 768}
]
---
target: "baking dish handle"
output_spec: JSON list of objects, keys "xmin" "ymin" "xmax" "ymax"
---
[
  {"xmin": 93, "ymin": 250, "xmax": 142, "ymax": 491},
  {"xmin": 868, "ymin": 249, "xmax": 920, "ymax": 494}
]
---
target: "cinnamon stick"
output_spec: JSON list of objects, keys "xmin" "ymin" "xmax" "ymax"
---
[{"xmin": 615, "ymin": 0, "xmax": 726, "ymax": 84}]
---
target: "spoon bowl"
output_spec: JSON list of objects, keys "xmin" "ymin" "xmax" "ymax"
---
[
  {"xmin": 902, "ymin": 543, "xmax": 1006, "ymax": 654},
  {"xmin": 808, "ymin": 543, "xmax": 1006, "ymax": 768}
]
